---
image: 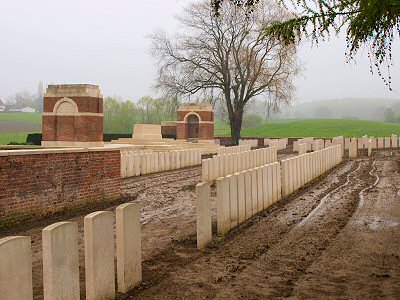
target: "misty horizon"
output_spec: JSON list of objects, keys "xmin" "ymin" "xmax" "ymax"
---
[{"xmin": 1, "ymin": 0, "xmax": 399, "ymax": 104}]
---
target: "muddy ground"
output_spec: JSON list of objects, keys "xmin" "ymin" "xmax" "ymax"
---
[
  {"xmin": 1, "ymin": 150, "xmax": 400, "ymax": 299},
  {"xmin": 0, "ymin": 120, "xmax": 41, "ymax": 132}
]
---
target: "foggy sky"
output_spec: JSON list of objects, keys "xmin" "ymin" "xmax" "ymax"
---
[{"xmin": 0, "ymin": 0, "xmax": 399, "ymax": 103}]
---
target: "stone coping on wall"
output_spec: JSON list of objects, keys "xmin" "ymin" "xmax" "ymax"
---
[{"xmin": 0, "ymin": 146, "xmax": 124, "ymax": 157}]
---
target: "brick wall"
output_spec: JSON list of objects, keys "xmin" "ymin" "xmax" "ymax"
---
[
  {"xmin": 0, "ymin": 150, "xmax": 121, "ymax": 227},
  {"xmin": 44, "ymin": 96, "xmax": 103, "ymax": 113},
  {"xmin": 176, "ymin": 123, "xmax": 186, "ymax": 140},
  {"xmin": 199, "ymin": 123, "xmax": 214, "ymax": 140},
  {"xmin": 42, "ymin": 115, "xmax": 103, "ymax": 142},
  {"xmin": 177, "ymin": 110, "xmax": 214, "ymax": 122},
  {"xmin": 161, "ymin": 125, "xmax": 177, "ymax": 138}
]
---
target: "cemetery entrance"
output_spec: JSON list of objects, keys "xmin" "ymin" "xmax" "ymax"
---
[{"xmin": 187, "ymin": 114, "xmax": 199, "ymax": 139}]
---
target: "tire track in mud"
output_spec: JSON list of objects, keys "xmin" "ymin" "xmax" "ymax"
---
[
  {"xmin": 223, "ymin": 159, "xmax": 377, "ymax": 299},
  {"xmin": 293, "ymin": 152, "xmax": 400, "ymax": 299},
  {"xmin": 122, "ymin": 159, "xmax": 378, "ymax": 299}
]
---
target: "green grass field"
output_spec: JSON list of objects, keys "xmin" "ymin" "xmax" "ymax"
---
[
  {"xmin": 0, "ymin": 132, "xmax": 36, "ymax": 145},
  {"xmin": 215, "ymin": 118, "xmax": 400, "ymax": 138},
  {"xmin": 0, "ymin": 112, "xmax": 42, "ymax": 124},
  {"xmin": 2, "ymin": 116, "xmax": 400, "ymax": 145}
]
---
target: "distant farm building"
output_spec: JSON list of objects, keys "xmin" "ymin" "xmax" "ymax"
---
[{"xmin": 0, "ymin": 98, "xmax": 5, "ymax": 111}]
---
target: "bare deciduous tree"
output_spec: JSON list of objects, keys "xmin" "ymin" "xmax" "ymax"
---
[{"xmin": 150, "ymin": 0, "xmax": 300, "ymax": 145}]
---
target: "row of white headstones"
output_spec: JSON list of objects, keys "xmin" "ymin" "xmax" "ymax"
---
[
  {"xmin": 0, "ymin": 203, "xmax": 142, "ymax": 300},
  {"xmin": 195, "ymin": 144, "xmax": 343, "ymax": 249}
]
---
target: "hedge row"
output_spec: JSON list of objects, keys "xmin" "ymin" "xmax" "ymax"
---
[{"xmin": 26, "ymin": 133, "xmax": 176, "ymax": 145}]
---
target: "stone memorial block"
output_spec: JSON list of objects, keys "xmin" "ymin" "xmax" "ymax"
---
[
  {"xmin": 267, "ymin": 164, "xmax": 274, "ymax": 206},
  {"xmin": 149, "ymin": 153, "xmax": 155, "ymax": 173},
  {"xmin": 133, "ymin": 154, "xmax": 141, "ymax": 176},
  {"xmin": 140, "ymin": 155, "xmax": 147, "ymax": 175},
  {"xmin": 237, "ymin": 172, "xmax": 246, "ymax": 224},
  {"xmin": 126, "ymin": 153, "xmax": 133, "ymax": 177},
  {"xmin": 276, "ymin": 162, "xmax": 282, "ymax": 201},
  {"xmin": 391, "ymin": 134, "xmax": 398, "ymax": 148},
  {"xmin": 377, "ymin": 137, "xmax": 384, "ymax": 149},
  {"xmin": 159, "ymin": 152, "xmax": 165, "ymax": 171},
  {"xmin": 349, "ymin": 141, "xmax": 357, "ymax": 158},
  {"xmin": 299, "ymin": 155, "xmax": 304, "ymax": 187},
  {"xmin": 133, "ymin": 124, "xmax": 162, "ymax": 140},
  {"xmin": 213, "ymin": 156, "xmax": 220, "ymax": 179},
  {"xmin": 116, "ymin": 203, "xmax": 142, "ymax": 293},
  {"xmin": 357, "ymin": 138, "xmax": 364, "ymax": 149},
  {"xmin": 298, "ymin": 143, "xmax": 307, "ymax": 155},
  {"xmin": 42, "ymin": 222, "xmax": 79, "ymax": 300},
  {"xmin": 219, "ymin": 155, "xmax": 225, "ymax": 177},
  {"xmin": 249, "ymin": 152, "xmax": 255, "ymax": 169},
  {"xmin": 186, "ymin": 150, "xmax": 191, "ymax": 167},
  {"xmin": 202, "ymin": 159, "xmax": 210, "ymax": 182},
  {"xmin": 256, "ymin": 167, "xmax": 264, "ymax": 212},
  {"xmin": 384, "ymin": 137, "xmax": 391, "ymax": 149},
  {"xmin": 228, "ymin": 175, "xmax": 239, "ymax": 228},
  {"xmin": 297, "ymin": 157, "xmax": 302, "ymax": 189},
  {"xmin": 344, "ymin": 138, "xmax": 350, "ymax": 150},
  {"xmin": 233, "ymin": 156, "xmax": 238, "ymax": 173},
  {"xmin": 325, "ymin": 140, "xmax": 332, "ymax": 148},
  {"xmin": 243, "ymin": 171, "xmax": 252, "ymax": 219},
  {"xmin": 176, "ymin": 151, "xmax": 182, "ymax": 169},
  {"xmin": 164, "ymin": 151, "xmax": 171, "ymax": 170},
  {"xmin": 292, "ymin": 158, "xmax": 298, "ymax": 191},
  {"xmin": 368, "ymin": 139, "xmax": 372, "ymax": 156},
  {"xmin": 224, "ymin": 155, "xmax": 230, "ymax": 176},
  {"xmin": 146, "ymin": 153, "xmax": 151, "ymax": 173},
  {"xmin": 195, "ymin": 182, "xmax": 212, "ymax": 250},
  {"xmin": 216, "ymin": 177, "xmax": 231, "ymax": 235},
  {"xmin": 293, "ymin": 141, "xmax": 299, "ymax": 152},
  {"xmin": 0, "ymin": 236, "xmax": 33, "ymax": 300},
  {"xmin": 169, "ymin": 152, "xmax": 176, "ymax": 170},
  {"xmin": 251, "ymin": 169, "xmax": 258, "ymax": 215},
  {"xmin": 245, "ymin": 151, "xmax": 250, "ymax": 168},
  {"xmin": 190, "ymin": 150, "xmax": 195, "ymax": 166},
  {"xmin": 154, "ymin": 153, "xmax": 160, "ymax": 172},
  {"xmin": 120, "ymin": 152, "xmax": 126, "ymax": 178},
  {"xmin": 287, "ymin": 159, "xmax": 294, "ymax": 194},
  {"xmin": 237, "ymin": 152, "xmax": 243, "ymax": 172},
  {"xmin": 281, "ymin": 160, "xmax": 288, "ymax": 197},
  {"xmin": 228, "ymin": 154, "xmax": 235, "ymax": 175},
  {"xmin": 262, "ymin": 166, "xmax": 269, "ymax": 209},
  {"xmin": 84, "ymin": 211, "xmax": 115, "ymax": 300},
  {"xmin": 181, "ymin": 150, "xmax": 187, "ymax": 167}
]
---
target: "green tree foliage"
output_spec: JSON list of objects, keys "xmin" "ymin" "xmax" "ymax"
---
[
  {"xmin": 213, "ymin": 0, "xmax": 400, "ymax": 89},
  {"xmin": 314, "ymin": 106, "xmax": 333, "ymax": 118},
  {"xmin": 384, "ymin": 107, "xmax": 396, "ymax": 122},
  {"xmin": 103, "ymin": 96, "xmax": 179, "ymax": 133},
  {"xmin": 242, "ymin": 113, "xmax": 265, "ymax": 128}
]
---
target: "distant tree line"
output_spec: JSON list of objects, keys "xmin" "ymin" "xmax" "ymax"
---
[
  {"xmin": 104, "ymin": 96, "xmax": 179, "ymax": 133},
  {"xmin": 383, "ymin": 102, "xmax": 400, "ymax": 123}
]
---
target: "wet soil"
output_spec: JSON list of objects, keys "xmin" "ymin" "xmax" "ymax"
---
[
  {"xmin": 3, "ymin": 150, "xmax": 400, "ymax": 299},
  {"xmin": 0, "ymin": 120, "xmax": 41, "ymax": 133}
]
